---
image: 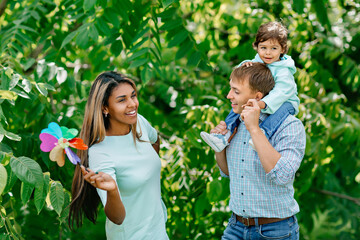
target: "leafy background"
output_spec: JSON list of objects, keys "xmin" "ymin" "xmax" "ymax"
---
[{"xmin": 0, "ymin": 0, "xmax": 360, "ymax": 239}]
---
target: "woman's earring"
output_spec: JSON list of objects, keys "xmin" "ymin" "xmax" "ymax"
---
[{"xmin": 104, "ymin": 112, "xmax": 108, "ymax": 118}]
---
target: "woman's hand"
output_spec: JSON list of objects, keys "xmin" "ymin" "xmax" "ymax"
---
[{"xmin": 81, "ymin": 166, "xmax": 117, "ymax": 192}]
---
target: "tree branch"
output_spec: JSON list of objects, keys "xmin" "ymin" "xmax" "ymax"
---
[
  {"xmin": 316, "ymin": 189, "xmax": 360, "ymax": 206},
  {"xmin": 0, "ymin": 0, "xmax": 7, "ymax": 17}
]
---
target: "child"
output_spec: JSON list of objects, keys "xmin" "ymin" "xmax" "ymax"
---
[{"xmin": 200, "ymin": 21, "xmax": 300, "ymax": 152}]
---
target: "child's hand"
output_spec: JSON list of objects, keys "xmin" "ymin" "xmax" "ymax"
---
[
  {"xmin": 210, "ymin": 121, "xmax": 228, "ymax": 135},
  {"xmin": 242, "ymin": 99, "xmax": 265, "ymax": 109},
  {"xmin": 243, "ymin": 62, "xmax": 253, "ymax": 67}
]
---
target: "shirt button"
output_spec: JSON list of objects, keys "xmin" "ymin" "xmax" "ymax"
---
[
  {"xmin": 241, "ymin": 176, "xmax": 244, "ymax": 178},
  {"xmin": 241, "ymin": 193, "xmax": 244, "ymax": 195},
  {"xmin": 243, "ymin": 210, "xmax": 245, "ymax": 212},
  {"xmin": 243, "ymin": 142, "xmax": 246, "ymax": 144},
  {"xmin": 242, "ymin": 159, "xmax": 244, "ymax": 162}
]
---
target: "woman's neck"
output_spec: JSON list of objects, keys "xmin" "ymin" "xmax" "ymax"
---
[{"xmin": 106, "ymin": 124, "xmax": 131, "ymax": 136}]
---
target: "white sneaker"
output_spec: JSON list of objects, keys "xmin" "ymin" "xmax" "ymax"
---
[
  {"xmin": 249, "ymin": 128, "xmax": 266, "ymax": 151},
  {"xmin": 200, "ymin": 131, "xmax": 229, "ymax": 152}
]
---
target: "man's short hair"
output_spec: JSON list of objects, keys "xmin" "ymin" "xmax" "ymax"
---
[{"xmin": 230, "ymin": 63, "xmax": 275, "ymax": 96}]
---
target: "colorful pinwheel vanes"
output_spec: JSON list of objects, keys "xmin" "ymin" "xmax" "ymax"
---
[{"xmin": 39, "ymin": 122, "xmax": 88, "ymax": 167}]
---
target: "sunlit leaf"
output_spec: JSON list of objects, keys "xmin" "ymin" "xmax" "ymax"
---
[
  {"xmin": 0, "ymin": 163, "xmax": 7, "ymax": 195},
  {"xmin": 10, "ymin": 156, "xmax": 43, "ymax": 186},
  {"xmin": 21, "ymin": 181, "xmax": 34, "ymax": 204},
  {"xmin": 83, "ymin": 0, "xmax": 96, "ymax": 12},
  {"xmin": 0, "ymin": 90, "xmax": 17, "ymax": 101},
  {"xmin": 129, "ymin": 58, "xmax": 148, "ymax": 69},
  {"xmin": 50, "ymin": 181, "xmax": 64, "ymax": 216}
]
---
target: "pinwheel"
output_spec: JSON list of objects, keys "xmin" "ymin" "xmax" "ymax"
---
[{"xmin": 39, "ymin": 122, "xmax": 88, "ymax": 167}]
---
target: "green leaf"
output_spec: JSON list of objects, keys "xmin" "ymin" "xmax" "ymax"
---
[
  {"xmin": 128, "ymin": 48, "xmax": 148, "ymax": 61},
  {"xmin": 83, "ymin": 0, "xmax": 96, "ymax": 12},
  {"xmin": 110, "ymin": 40, "xmax": 123, "ymax": 56},
  {"xmin": 0, "ymin": 90, "xmax": 18, "ymax": 101},
  {"xmin": 76, "ymin": 28, "xmax": 89, "ymax": 49},
  {"xmin": 56, "ymin": 67, "xmax": 68, "ymax": 84},
  {"xmin": 141, "ymin": 65, "xmax": 152, "ymax": 85},
  {"xmin": 129, "ymin": 58, "xmax": 148, "ymax": 69},
  {"xmin": 9, "ymin": 74, "xmax": 20, "ymax": 90},
  {"xmin": 59, "ymin": 191, "xmax": 70, "ymax": 223},
  {"xmin": 0, "ymin": 124, "xmax": 21, "ymax": 142},
  {"xmin": 0, "ymin": 163, "xmax": 7, "ymax": 195},
  {"xmin": 0, "ymin": 106, "xmax": 7, "ymax": 125},
  {"xmin": 89, "ymin": 24, "xmax": 99, "ymax": 41},
  {"xmin": 3, "ymin": 163, "xmax": 18, "ymax": 194},
  {"xmin": 206, "ymin": 179, "xmax": 222, "ymax": 202},
  {"xmin": 34, "ymin": 173, "xmax": 50, "ymax": 214},
  {"xmin": 176, "ymin": 40, "xmax": 193, "ymax": 59},
  {"xmin": 160, "ymin": 18, "xmax": 183, "ymax": 31},
  {"xmin": 4, "ymin": 130, "xmax": 21, "ymax": 141},
  {"xmin": 311, "ymin": 0, "xmax": 331, "ymax": 30},
  {"xmin": 60, "ymin": 31, "xmax": 78, "ymax": 49},
  {"xmin": 21, "ymin": 181, "xmax": 34, "ymax": 204},
  {"xmin": 35, "ymin": 83, "xmax": 48, "ymax": 96},
  {"xmin": 162, "ymin": 0, "xmax": 177, "ymax": 8},
  {"xmin": 167, "ymin": 29, "xmax": 188, "ymax": 48},
  {"xmin": 19, "ymin": 78, "xmax": 32, "ymax": 93},
  {"xmin": 132, "ymin": 26, "xmax": 150, "ymax": 45},
  {"xmin": 104, "ymin": 8, "xmax": 121, "ymax": 28},
  {"xmin": 96, "ymin": 17, "xmax": 111, "ymax": 35},
  {"xmin": 9, "ymin": 156, "xmax": 43, "ymax": 186},
  {"xmin": 187, "ymin": 51, "xmax": 201, "ymax": 66},
  {"xmin": 50, "ymin": 181, "xmax": 64, "ymax": 216}
]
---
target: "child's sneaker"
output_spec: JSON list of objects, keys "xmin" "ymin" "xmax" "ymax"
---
[
  {"xmin": 249, "ymin": 128, "xmax": 266, "ymax": 151},
  {"xmin": 200, "ymin": 131, "xmax": 229, "ymax": 152}
]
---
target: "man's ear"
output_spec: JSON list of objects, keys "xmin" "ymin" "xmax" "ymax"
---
[{"xmin": 255, "ymin": 92, "xmax": 264, "ymax": 101}]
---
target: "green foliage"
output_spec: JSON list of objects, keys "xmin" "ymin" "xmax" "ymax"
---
[{"xmin": 0, "ymin": 0, "xmax": 360, "ymax": 239}]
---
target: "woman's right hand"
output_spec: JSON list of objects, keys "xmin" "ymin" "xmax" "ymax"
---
[{"xmin": 81, "ymin": 166, "xmax": 117, "ymax": 192}]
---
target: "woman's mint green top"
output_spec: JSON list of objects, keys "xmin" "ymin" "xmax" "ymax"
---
[{"xmin": 89, "ymin": 114, "xmax": 168, "ymax": 240}]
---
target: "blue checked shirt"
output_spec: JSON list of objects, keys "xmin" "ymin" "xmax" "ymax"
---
[{"xmin": 221, "ymin": 113, "xmax": 306, "ymax": 218}]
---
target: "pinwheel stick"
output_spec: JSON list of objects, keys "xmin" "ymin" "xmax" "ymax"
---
[{"xmin": 77, "ymin": 162, "xmax": 90, "ymax": 173}]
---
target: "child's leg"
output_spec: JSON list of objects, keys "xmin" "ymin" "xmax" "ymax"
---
[
  {"xmin": 224, "ymin": 109, "xmax": 241, "ymax": 135},
  {"xmin": 200, "ymin": 109, "xmax": 240, "ymax": 152},
  {"xmin": 260, "ymin": 102, "xmax": 295, "ymax": 139}
]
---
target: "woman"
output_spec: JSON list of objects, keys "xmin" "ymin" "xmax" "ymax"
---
[{"xmin": 69, "ymin": 71, "xmax": 168, "ymax": 240}]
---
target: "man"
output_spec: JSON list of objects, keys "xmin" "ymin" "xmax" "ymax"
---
[{"xmin": 212, "ymin": 63, "xmax": 305, "ymax": 240}]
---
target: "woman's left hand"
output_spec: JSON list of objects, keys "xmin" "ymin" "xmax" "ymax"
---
[{"xmin": 81, "ymin": 166, "xmax": 117, "ymax": 192}]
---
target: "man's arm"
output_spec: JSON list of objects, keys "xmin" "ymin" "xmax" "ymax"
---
[
  {"xmin": 215, "ymin": 150, "xmax": 229, "ymax": 176},
  {"xmin": 241, "ymin": 99, "xmax": 281, "ymax": 173}
]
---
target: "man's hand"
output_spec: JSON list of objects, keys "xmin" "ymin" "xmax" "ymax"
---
[
  {"xmin": 241, "ymin": 99, "xmax": 261, "ymax": 132},
  {"xmin": 210, "ymin": 121, "xmax": 228, "ymax": 135}
]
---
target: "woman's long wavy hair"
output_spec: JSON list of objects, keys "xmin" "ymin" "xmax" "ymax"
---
[{"xmin": 68, "ymin": 71, "xmax": 142, "ymax": 229}]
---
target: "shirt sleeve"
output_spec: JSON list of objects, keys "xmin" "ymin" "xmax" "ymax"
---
[
  {"xmin": 88, "ymin": 147, "xmax": 117, "ymax": 206},
  {"xmin": 138, "ymin": 114, "xmax": 158, "ymax": 144},
  {"xmin": 262, "ymin": 69, "xmax": 299, "ymax": 114},
  {"xmin": 265, "ymin": 118, "xmax": 306, "ymax": 185}
]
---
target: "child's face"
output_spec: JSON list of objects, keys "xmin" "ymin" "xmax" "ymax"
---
[{"xmin": 256, "ymin": 39, "xmax": 284, "ymax": 64}]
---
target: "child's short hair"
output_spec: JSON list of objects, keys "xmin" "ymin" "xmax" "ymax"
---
[
  {"xmin": 230, "ymin": 63, "xmax": 275, "ymax": 96},
  {"xmin": 253, "ymin": 22, "xmax": 288, "ymax": 57}
]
